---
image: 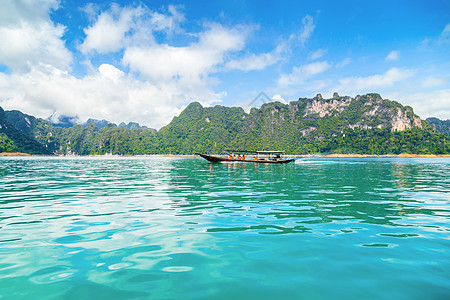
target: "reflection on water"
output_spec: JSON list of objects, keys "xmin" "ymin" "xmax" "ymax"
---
[{"xmin": 0, "ymin": 156, "xmax": 449, "ymax": 299}]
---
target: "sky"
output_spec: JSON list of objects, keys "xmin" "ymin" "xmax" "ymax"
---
[{"xmin": 0, "ymin": 0, "xmax": 449, "ymax": 129}]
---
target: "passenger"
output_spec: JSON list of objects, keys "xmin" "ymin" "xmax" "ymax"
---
[
  {"xmin": 243, "ymin": 155, "xmax": 245, "ymax": 160},
  {"xmin": 238, "ymin": 154, "xmax": 241, "ymax": 160},
  {"xmin": 254, "ymin": 156, "xmax": 257, "ymax": 160}
]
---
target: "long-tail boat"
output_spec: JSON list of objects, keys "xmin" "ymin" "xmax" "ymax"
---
[{"xmin": 195, "ymin": 150, "xmax": 295, "ymax": 164}]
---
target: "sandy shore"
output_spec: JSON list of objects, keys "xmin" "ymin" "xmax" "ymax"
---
[{"xmin": 0, "ymin": 152, "xmax": 32, "ymax": 156}]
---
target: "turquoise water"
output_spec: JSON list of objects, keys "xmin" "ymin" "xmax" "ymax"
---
[{"xmin": 0, "ymin": 156, "xmax": 449, "ymax": 299}]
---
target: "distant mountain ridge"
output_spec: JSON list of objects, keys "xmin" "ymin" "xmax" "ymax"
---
[
  {"xmin": 48, "ymin": 114, "xmax": 152, "ymax": 131},
  {"xmin": 118, "ymin": 122, "xmax": 152, "ymax": 130},
  {"xmin": 427, "ymin": 117, "xmax": 450, "ymax": 136},
  {"xmin": 2, "ymin": 109, "xmax": 156, "ymax": 155},
  {"xmin": 1, "ymin": 93, "xmax": 449, "ymax": 155}
]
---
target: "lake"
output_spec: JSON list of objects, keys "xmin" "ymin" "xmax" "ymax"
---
[{"xmin": 0, "ymin": 156, "xmax": 449, "ymax": 299}]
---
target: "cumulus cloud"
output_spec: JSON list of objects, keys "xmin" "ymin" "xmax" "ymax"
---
[
  {"xmin": 98, "ymin": 64, "xmax": 125, "ymax": 82},
  {"xmin": 150, "ymin": 4, "xmax": 186, "ymax": 33},
  {"xmin": 0, "ymin": 0, "xmax": 59, "ymax": 26},
  {"xmin": 80, "ymin": 4, "xmax": 186, "ymax": 54},
  {"xmin": 122, "ymin": 23, "xmax": 248, "ymax": 82},
  {"xmin": 385, "ymin": 50, "xmax": 400, "ymax": 61},
  {"xmin": 80, "ymin": 5, "xmax": 140, "ymax": 54},
  {"xmin": 0, "ymin": 0, "xmax": 72, "ymax": 72},
  {"xmin": 0, "ymin": 63, "xmax": 221, "ymax": 129},
  {"xmin": 0, "ymin": 2, "xmax": 246, "ymax": 129},
  {"xmin": 278, "ymin": 61, "xmax": 331, "ymax": 87},
  {"xmin": 272, "ymin": 94, "xmax": 287, "ymax": 104}
]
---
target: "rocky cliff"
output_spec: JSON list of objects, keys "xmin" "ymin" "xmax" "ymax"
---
[
  {"xmin": 285, "ymin": 92, "xmax": 423, "ymax": 132},
  {"xmin": 156, "ymin": 93, "xmax": 447, "ymax": 154}
]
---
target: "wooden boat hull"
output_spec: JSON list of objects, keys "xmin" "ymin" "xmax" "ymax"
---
[{"xmin": 195, "ymin": 153, "xmax": 295, "ymax": 164}]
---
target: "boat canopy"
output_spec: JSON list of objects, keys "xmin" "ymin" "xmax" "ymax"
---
[
  {"xmin": 256, "ymin": 151, "xmax": 285, "ymax": 154},
  {"xmin": 224, "ymin": 150, "xmax": 285, "ymax": 155},
  {"xmin": 224, "ymin": 150, "xmax": 258, "ymax": 154}
]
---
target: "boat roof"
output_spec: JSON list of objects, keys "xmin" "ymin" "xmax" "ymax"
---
[
  {"xmin": 256, "ymin": 151, "xmax": 285, "ymax": 154},
  {"xmin": 225, "ymin": 150, "xmax": 285, "ymax": 154},
  {"xmin": 225, "ymin": 149, "xmax": 257, "ymax": 154}
]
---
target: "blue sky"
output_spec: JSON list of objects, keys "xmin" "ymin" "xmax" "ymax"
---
[{"xmin": 0, "ymin": 0, "xmax": 449, "ymax": 128}]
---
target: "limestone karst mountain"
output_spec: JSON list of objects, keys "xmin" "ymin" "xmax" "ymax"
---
[{"xmin": 1, "ymin": 93, "xmax": 449, "ymax": 155}]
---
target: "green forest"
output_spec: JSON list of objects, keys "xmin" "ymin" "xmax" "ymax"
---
[{"xmin": 1, "ymin": 93, "xmax": 450, "ymax": 155}]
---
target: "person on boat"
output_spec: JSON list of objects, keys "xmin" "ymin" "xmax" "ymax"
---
[
  {"xmin": 243, "ymin": 155, "xmax": 245, "ymax": 160},
  {"xmin": 254, "ymin": 156, "xmax": 257, "ymax": 160},
  {"xmin": 228, "ymin": 154, "xmax": 232, "ymax": 159},
  {"xmin": 238, "ymin": 154, "xmax": 241, "ymax": 160}
]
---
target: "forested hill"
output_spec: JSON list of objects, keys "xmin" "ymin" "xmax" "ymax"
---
[
  {"xmin": 0, "ymin": 107, "xmax": 51, "ymax": 154},
  {"xmin": 427, "ymin": 117, "xmax": 450, "ymax": 137},
  {"xmin": 1, "ymin": 93, "xmax": 449, "ymax": 155},
  {"xmin": 156, "ymin": 93, "xmax": 449, "ymax": 154}
]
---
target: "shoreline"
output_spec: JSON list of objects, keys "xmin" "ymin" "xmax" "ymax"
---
[
  {"xmin": 0, "ymin": 152, "xmax": 32, "ymax": 156},
  {"xmin": 1, "ymin": 152, "xmax": 450, "ymax": 158}
]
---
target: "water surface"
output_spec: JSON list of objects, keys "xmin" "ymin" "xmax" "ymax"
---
[{"xmin": 0, "ymin": 156, "xmax": 449, "ymax": 299}]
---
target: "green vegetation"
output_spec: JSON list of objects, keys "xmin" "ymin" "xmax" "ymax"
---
[
  {"xmin": 427, "ymin": 117, "xmax": 450, "ymax": 136},
  {"xmin": 0, "ymin": 132, "xmax": 16, "ymax": 152},
  {"xmin": 0, "ymin": 107, "xmax": 51, "ymax": 154},
  {"xmin": 1, "ymin": 93, "xmax": 450, "ymax": 155}
]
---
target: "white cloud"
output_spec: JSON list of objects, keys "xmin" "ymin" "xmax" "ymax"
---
[
  {"xmin": 387, "ymin": 89, "xmax": 450, "ymax": 120},
  {"xmin": 0, "ymin": 3, "xmax": 245, "ymax": 129},
  {"xmin": 385, "ymin": 50, "xmax": 400, "ymax": 61},
  {"xmin": 150, "ymin": 4, "xmax": 185, "ymax": 33},
  {"xmin": 80, "ymin": 5, "xmax": 137, "ymax": 54},
  {"xmin": 335, "ymin": 67, "xmax": 415, "ymax": 94},
  {"xmin": 297, "ymin": 15, "xmax": 315, "ymax": 46},
  {"xmin": 278, "ymin": 61, "xmax": 331, "ymax": 87},
  {"xmin": 0, "ymin": 0, "xmax": 72, "ymax": 72},
  {"xmin": 122, "ymin": 23, "xmax": 247, "ymax": 81},
  {"xmin": 272, "ymin": 94, "xmax": 287, "ymax": 104},
  {"xmin": 0, "ymin": 63, "xmax": 221, "ymax": 129},
  {"xmin": 0, "ymin": 0, "xmax": 59, "ymax": 26},
  {"xmin": 98, "ymin": 64, "xmax": 125, "ymax": 82},
  {"xmin": 225, "ymin": 42, "xmax": 287, "ymax": 71},
  {"xmin": 310, "ymin": 48, "xmax": 327, "ymax": 60},
  {"xmin": 79, "ymin": 4, "xmax": 186, "ymax": 54}
]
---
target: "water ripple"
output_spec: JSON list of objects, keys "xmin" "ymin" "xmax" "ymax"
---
[{"xmin": 0, "ymin": 156, "xmax": 449, "ymax": 299}]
